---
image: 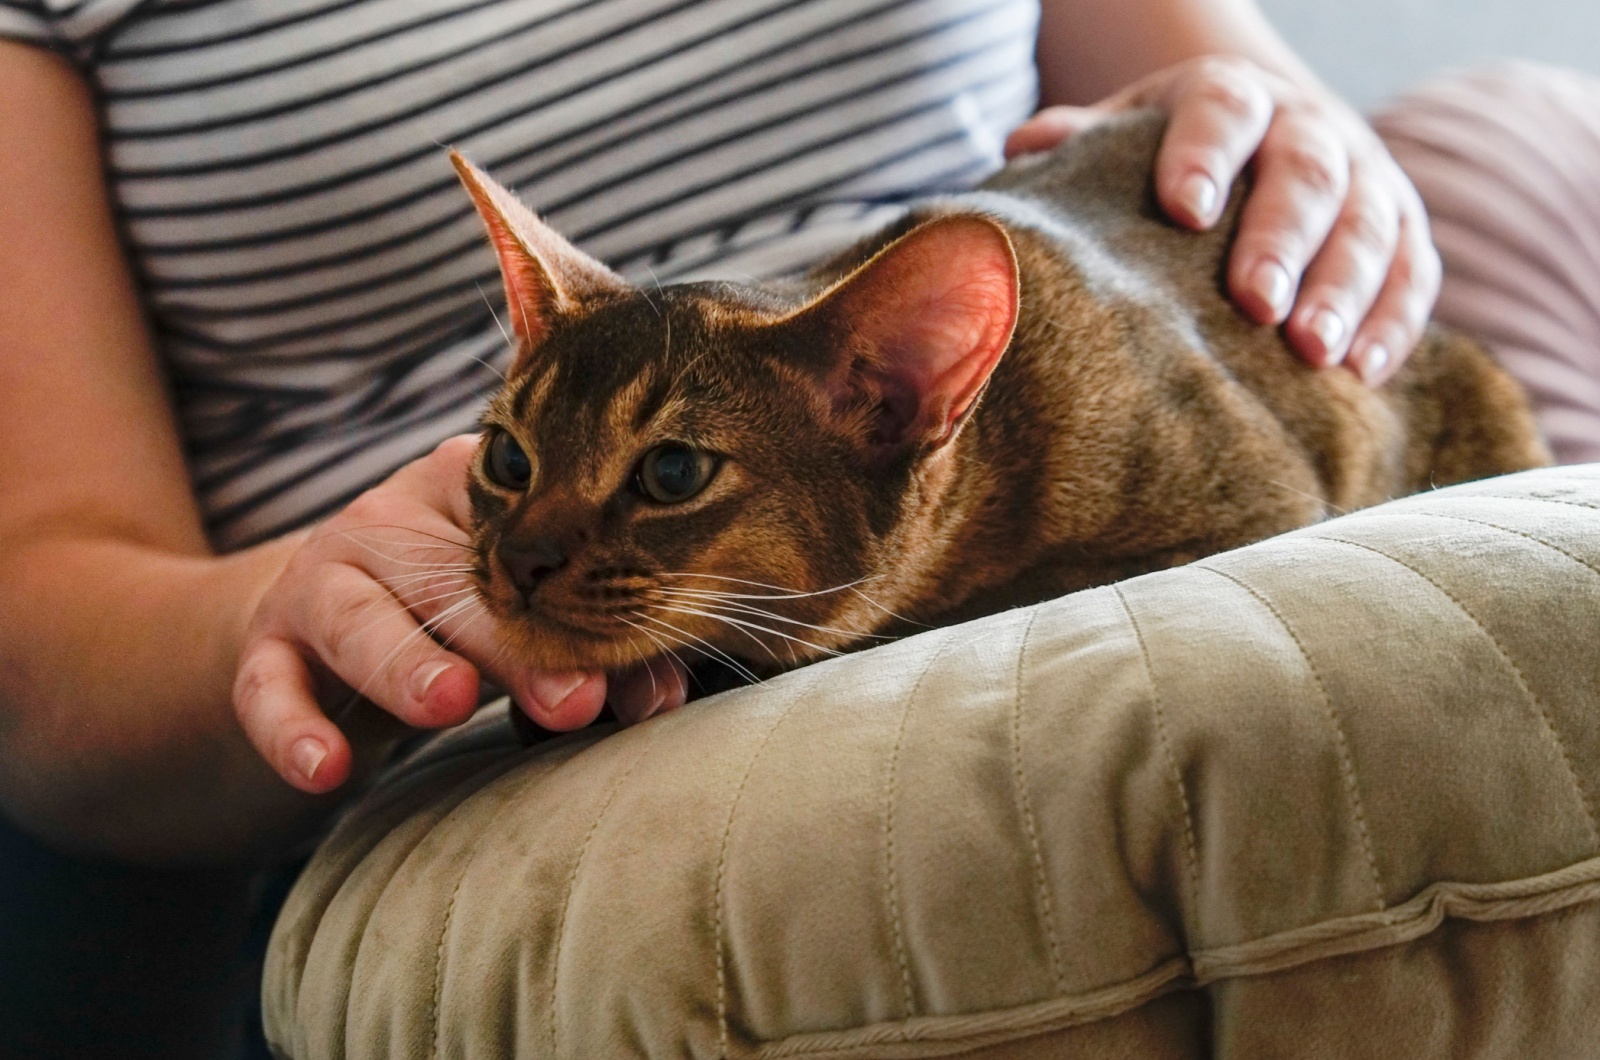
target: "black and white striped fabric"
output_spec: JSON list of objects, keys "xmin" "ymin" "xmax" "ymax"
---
[{"xmin": 1, "ymin": 0, "xmax": 1039, "ymax": 550}]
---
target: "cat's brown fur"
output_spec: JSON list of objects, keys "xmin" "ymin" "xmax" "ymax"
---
[{"xmin": 452, "ymin": 111, "xmax": 1549, "ymax": 679}]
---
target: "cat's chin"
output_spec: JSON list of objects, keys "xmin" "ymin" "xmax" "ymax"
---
[{"xmin": 490, "ymin": 609, "xmax": 666, "ymax": 673}]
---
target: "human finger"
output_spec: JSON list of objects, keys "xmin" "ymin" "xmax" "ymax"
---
[
  {"xmin": 1151, "ymin": 59, "xmax": 1274, "ymax": 229},
  {"xmin": 383, "ymin": 432, "xmax": 485, "ymax": 527},
  {"xmin": 507, "ymin": 669, "xmax": 610, "ymax": 731},
  {"xmin": 1283, "ymin": 162, "xmax": 1402, "ymax": 367},
  {"xmin": 608, "ymin": 655, "xmax": 690, "ymax": 726},
  {"xmin": 233, "ymin": 635, "xmax": 352, "ymax": 793},
  {"xmin": 1003, "ymin": 104, "xmax": 1106, "ymax": 157},
  {"xmin": 1345, "ymin": 205, "xmax": 1443, "ymax": 386},
  {"xmin": 298, "ymin": 561, "xmax": 481, "ymax": 729},
  {"xmin": 1227, "ymin": 111, "xmax": 1352, "ymax": 325}
]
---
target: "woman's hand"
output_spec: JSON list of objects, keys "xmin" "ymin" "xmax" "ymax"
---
[
  {"xmin": 1006, "ymin": 55, "xmax": 1440, "ymax": 385},
  {"xmin": 233, "ymin": 434, "xmax": 687, "ymax": 795}
]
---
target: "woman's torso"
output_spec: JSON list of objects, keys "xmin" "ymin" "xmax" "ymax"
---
[{"xmin": 2, "ymin": 0, "xmax": 1038, "ymax": 547}]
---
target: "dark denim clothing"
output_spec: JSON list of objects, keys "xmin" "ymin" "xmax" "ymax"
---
[{"xmin": 0, "ymin": 815, "xmax": 272, "ymax": 1060}]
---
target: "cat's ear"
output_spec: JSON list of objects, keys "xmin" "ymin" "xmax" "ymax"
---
[
  {"xmin": 793, "ymin": 215, "xmax": 1019, "ymax": 451},
  {"xmin": 450, "ymin": 151, "xmax": 626, "ymax": 352}
]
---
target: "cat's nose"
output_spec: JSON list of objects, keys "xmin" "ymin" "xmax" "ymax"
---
[{"xmin": 497, "ymin": 538, "xmax": 567, "ymax": 600}]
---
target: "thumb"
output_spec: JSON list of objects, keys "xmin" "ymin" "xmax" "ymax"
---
[{"xmin": 1004, "ymin": 105, "xmax": 1108, "ymax": 158}]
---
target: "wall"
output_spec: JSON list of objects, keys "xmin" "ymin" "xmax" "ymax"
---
[{"xmin": 1258, "ymin": 0, "xmax": 1600, "ymax": 107}]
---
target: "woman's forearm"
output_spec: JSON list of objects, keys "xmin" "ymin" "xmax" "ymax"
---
[
  {"xmin": 1036, "ymin": 0, "xmax": 1324, "ymax": 106},
  {"xmin": 0, "ymin": 532, "xmax": 335, "ymax": 864}
]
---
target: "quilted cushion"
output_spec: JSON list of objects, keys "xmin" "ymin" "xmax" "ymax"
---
[{"xmin": 264, "ymin": 464, "xmax": 1600, "ymax": 1059}]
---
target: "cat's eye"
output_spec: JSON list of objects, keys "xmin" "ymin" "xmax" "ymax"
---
[
  {"xmin": 635, "ymin": 444, "xmax": 718, "ymax": 504},
  {"xmin": 484, "ymin": 428, "xmax": 533, "ymax": 490}
]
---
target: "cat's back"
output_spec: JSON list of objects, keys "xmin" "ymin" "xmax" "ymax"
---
[{"xmin": 968, "ymin": 110, "xmax": 1547, "ymax": 507}]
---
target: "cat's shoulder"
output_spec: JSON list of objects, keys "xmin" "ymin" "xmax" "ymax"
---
[{"xmin": 978, "ymin": 108, "xmax": 1169, "ymax": 221}]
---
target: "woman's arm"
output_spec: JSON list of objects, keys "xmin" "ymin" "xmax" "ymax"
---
[
  {"xmin": 0, "ymin": 42, "xmax": 324, "ymax": 862},
  {"xmin": 0, "ymin": 44, "xmax": 674, "ymax": 863},
  {"xmin": 1035, "ymin": 0, "xmax": 1318, "ymax": 107},
  {"xmin": 1019, "ymin": 0, "xmax": 1440, "ymax": 387}
]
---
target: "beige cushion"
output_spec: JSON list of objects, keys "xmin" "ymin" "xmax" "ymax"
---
[{"xmin": 264, "ymin": 465, "xmax": 1600, "ymax": 1059}]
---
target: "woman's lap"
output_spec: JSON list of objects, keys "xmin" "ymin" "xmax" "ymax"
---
[
  {"xmin": 1374, "ymin": 61, "xmax": 1600, "ymax": 465},
  {"xmin": 0, "ymin": 815, "xmax": 262, "ymax": 1059}
]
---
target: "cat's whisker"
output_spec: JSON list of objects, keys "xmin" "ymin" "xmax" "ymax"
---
[
  {"xmin": 513, "ymin": 285, "xmax": 536, "ymax": 351},
  {"xmin": 378, "ymin": 567, "xmax": 478, "ymax": 590},
  {"xmin": 636, "ymin": 613, "xmax": 765, "ymax": 685},
  {"xmin": 1265, "ymin": 478, "xmax": 1352, "ymax": 517},
  {"xmin": 330, "ymin": 575, "xmax": 473, "ymax": 650},
  {"xmin": 652, "ymin": 603, "xmax": 845, "ymax": 660},
  {"xmin": 656, "ymin": 585, "xmax": 851, "ymax": 603},
  {"xmin": 332, "ymin": 534, "xmax": 475, "ymax": 570},
  {"xmin": 614, "ymin": 616, "xmax": 665, "ymax": 702},
  {"xmin": 341, "ymin": 532, "xmax": 472, "ymax": 552},
  {"xmin": 349, "ymin": 593, "xmax": 482, "ymax": 707},
  {"xmin": 661, "ymin": 572, "xmax": 920, "ymax": 629},
  {"xmin": 328, "ymin": 524, "xmax": 474, "ymax": 548},
  {"xmin": 341, "ymin": 582, "xmax": 479, "ymax": 657},
  {"xmin": 623, "ymin": 616, "xmax": 739, "ymax": 699},
  {"xmin": 638, "ymin": 263, "xmax": 665, "ymax": 320},
  {"xmin": 617, "ymin": 614, "xmax": 706, "ymax": 703},
  {"xmin": 846, "ymin": 586, "xmax": 927, "ymax": 628},
  {"xmin": 467, "ymin": 351, "xmax": 509, "ymax": 383},
  {"xmin": 407, "ymin": 585, "xmax": 482, "ymax": 617},
  {"xmin": 655, "ymin": 572, "xmax": 883, "ymax": 601},
  {"xmin": 422, "ymin": 593, "xmax": 483, "ymax": 634},
  {"xmin": 474, "ymin": 284, "xmax": 516, "ymax": 376},
  {"xmin": 641, "ymin": 610, "xmax": 770, "ymax": 680},
  {"xmin": 656, "ymin": 578, "xmax": 924, "ymax": 627},
  {"xmin": 649, "ymin": 593, "xmax": 892, "ymax": 642},
  {"xmin": 674, "ymin": 344, "xmax": 716, "ymax": 382},
  {"xmin": 430, "ymin": 599, "xmax": 491, "ymax": 654},
  {"xmin": 329, "ymin": 526, "xmax": 475, "ymax": 570},
  {"xmin": 645, "ymin": 601, "xmax": 780, "ymax": 668}
]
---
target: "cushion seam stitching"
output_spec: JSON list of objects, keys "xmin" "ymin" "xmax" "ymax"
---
[
  {"xmin": 883, "ymin": 638, "xmax": 954, "ymax": 1019},
  {"xmin": 1009, "ymin": 607, "xmax": 1065, "ymax": 993},
  {"xmin": 1196, "ymin": 563, "xmax": 1387, "ymax": 912},
  {"xmin": 1113, "ymin": 584, "xmax": 1203, "ymax": 939},
  {"xmin": 1315, "ymin": 534, "xmax": 1600, "ymax": 850}
]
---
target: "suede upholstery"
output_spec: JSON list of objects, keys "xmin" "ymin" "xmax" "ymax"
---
[{"xmin": 264, "ymin": 464, "xmax": 1600, "ymax": 1059}]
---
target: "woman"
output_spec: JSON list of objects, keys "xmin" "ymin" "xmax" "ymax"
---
[{"xmin": 0, "ymin": 0, "xmax": 1591, "ymax": 1053}]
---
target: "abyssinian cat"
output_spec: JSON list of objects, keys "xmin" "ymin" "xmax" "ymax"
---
[{"xmin": 450, "ymin": 111, "xmax": 1549, "ymax": 688}]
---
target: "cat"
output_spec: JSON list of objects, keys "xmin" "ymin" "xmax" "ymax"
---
[{"xmin": 450, "ymin": 110, "xmax": 1549, "ymax": 687}]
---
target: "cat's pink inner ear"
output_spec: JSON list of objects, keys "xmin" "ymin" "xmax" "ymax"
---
[
  {"xmin": 450, "ymin": 151, "xmax": 625, "ymax": 350},
  {"xmin": 833, "ymin": 216, "xmax": 1019, "ymax": 446}
]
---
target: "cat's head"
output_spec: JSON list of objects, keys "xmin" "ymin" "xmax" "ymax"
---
[{"xmin": 452, "ymin": 153, "xmax": 1019, "ymax": 674}]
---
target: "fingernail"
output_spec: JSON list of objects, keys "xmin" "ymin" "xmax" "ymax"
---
[
  {"xmin": 292, "ymin": 738, "xmax": 328, "ymax": 784},
  {"xmin": 1308, "ymin": 309, "xmax": 1347, "ymax": 363},
  {"xmin": 616, "ymin": 687, "xmax": 666, "ymax": 727},
  {"xmin": 528, "ymin": 671, "xmax": 585, "ymax": 711},
  {"xmin": 642, "ymin": 684, "xmax": 668, "ymax": 721},
  {"xmin": 1355, "ymin": 343, "xmax": 1390, "ymax": 383},
  {"xmin": 413, "ymin": 661, "xmax": 453, "ymax": 702},
  {"xmin": 1253, "ymin": 261, "xmax": 1292, "ymax": 319},
  {"xmin": 1179, "ymin": 173, "xmax": 1218, "ymax": 224}
]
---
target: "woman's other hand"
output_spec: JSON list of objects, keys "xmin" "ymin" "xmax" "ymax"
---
[
  {"xmin": 234, "ymin": 435, "xmax": 688, "ymax": 795},
  {"xmin": 1007, "ymin": 55, "xmax": 1440, "ymax": 386}
]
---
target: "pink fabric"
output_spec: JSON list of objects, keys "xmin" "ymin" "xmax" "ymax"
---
[{"xmin": 1374, "ymin": 62, "xmax": 1600, "ymax": 465}]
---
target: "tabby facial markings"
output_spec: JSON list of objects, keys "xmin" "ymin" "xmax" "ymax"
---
[
  {"xmin": 630, "ymin": 369, "xmax": 675, "ymax": 432},
  {"xmin": 510, "ymin": 357, "xmax": 559, "ymax": 422},
  {"xmin": 466, "ymin": 476, "xmax": 512, "ymax": 521},
  {"xmin": 604, "ymin": 368, "xmax": 663, "ymax": 450}
]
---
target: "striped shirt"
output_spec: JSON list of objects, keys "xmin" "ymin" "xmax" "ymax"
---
[{"xmin": 0, "ymin": 0, "xmax": 1039, "ymax": 550}]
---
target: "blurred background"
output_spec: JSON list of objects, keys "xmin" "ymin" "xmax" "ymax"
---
[{"xmin": 1259, "ymin": 0, "xmax": 1600, "ymax": 107}]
